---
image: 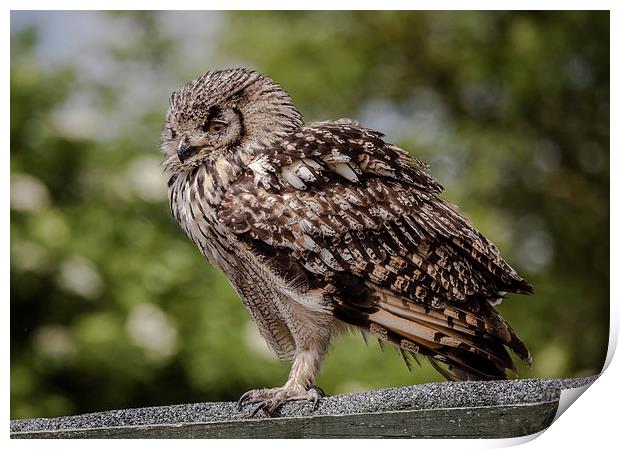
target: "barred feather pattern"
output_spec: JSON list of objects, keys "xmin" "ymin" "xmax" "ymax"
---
[
  {"xmin": 168, "ymin": 120, "xmax": 532, "ymax": 381},
  {"xmin": 164, "ymin": 69, "xmax": 532, "ymax": 383}
]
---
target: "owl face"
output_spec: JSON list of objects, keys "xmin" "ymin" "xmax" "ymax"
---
[
  {"xmin": 164, "ymin": 104, "xmax": 245, "ymax": 164},
  {"xmin": 161, "ymin": 68, "xmax": 303, "ymax": 173}
]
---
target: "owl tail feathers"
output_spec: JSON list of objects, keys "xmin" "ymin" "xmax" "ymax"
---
[{"xmin": 367, "ymin": 289, "xmax": 531, "ymax": 381}]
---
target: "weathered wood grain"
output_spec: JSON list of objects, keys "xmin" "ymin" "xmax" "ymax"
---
[{"xmin": 11, "ymin": 401, "xmax": 558, "ymax": 439}]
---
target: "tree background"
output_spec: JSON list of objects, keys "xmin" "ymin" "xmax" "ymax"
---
[{"xmin": 10, "ymin": 11, "xmax": 609, "ymax": 419}]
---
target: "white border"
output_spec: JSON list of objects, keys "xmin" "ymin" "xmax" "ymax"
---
[{"xmin": 5, "ymin": 3, "xmax": 616, "ymax": 448}]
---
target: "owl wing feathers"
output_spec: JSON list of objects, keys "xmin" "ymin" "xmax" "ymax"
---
[{"xmin": 218, "ymin": 121, "xmax": 532, "ymax": 380}]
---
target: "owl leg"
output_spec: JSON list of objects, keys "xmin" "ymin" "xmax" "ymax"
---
[{"xmin": 238, "ymin": 345, "xmax": 326, "ymax": 416}]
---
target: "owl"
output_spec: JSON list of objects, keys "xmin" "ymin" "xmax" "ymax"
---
[{"xmin": 160, "ymin": 68, "xmax": 533, "ymax": 416}]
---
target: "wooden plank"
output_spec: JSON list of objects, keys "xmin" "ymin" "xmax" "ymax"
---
[
  {"xmin": 12, "ymin": 377, "xmax": 596, "ymax": 439},
  {"xmin": 11, "ymin": 400, "xmax": 558, "ymax": 439}
]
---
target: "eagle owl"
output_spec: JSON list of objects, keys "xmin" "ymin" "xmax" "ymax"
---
[{"xmin": 161, "ymin": 68, "xmax": 533, "ymax": 415}]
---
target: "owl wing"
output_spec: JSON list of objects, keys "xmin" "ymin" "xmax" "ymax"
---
[{"xmin": 218, "ymin": 121, "xmax": 532, "ymax": 380}]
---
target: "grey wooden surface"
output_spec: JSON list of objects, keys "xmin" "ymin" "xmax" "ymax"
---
[{"xmin": 10, "ymin": 376, "xmax": 596, "ymax": 439}]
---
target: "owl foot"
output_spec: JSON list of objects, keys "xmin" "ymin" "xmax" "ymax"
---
[{"xmin": 237, "ymin": 384, "xmax": 325, "ymax": 416}]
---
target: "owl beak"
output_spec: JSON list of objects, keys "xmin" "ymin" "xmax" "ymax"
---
[{"xmin": 177, "ymin": 136, "xmax": 196, "ymax": 164}]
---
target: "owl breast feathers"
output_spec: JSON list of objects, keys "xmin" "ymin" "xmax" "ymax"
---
[{"xmin": 162, "ymin": 68, "xmax": 533, "ymax": 392}]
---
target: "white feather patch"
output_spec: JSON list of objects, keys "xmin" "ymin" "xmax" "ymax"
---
[
  {"xmin": 328, "ymin": 162, "xmax": 359, "ymax": 183},
  {"xmin": 281, "ymin": 166, "xmax": 307, "ymax": 189}
]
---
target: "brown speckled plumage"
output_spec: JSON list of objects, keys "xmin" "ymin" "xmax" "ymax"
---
[{"xmin": 161, "ymin": 68, "xmax": 533, "ymax": 414}]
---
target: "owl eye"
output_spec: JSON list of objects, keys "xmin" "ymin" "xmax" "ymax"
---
[{"xmin": 204, "ymin": 120, "xmax": 227, "ymax": 134}]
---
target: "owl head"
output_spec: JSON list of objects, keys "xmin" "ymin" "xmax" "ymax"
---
[{"xmin": 161, "ymin": 68, "xmax": 303, "ymax": 173}]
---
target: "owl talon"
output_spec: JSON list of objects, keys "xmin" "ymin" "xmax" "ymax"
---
[
  {"xmin": 308, "ymin": 385, "xmax": 325, "ymax": 411},
  {"xmin": 250, "ymin": 402, "xmax": 267, "ymax": 417},
  {"xmin": 237, "ymin": 385, "xmax": 326, "ymax": 416},
  {"xmin": 313, "ymin": 385, "xmax": 326, "ymax": 398},
  {"xmin": 237, "ymin": 390, "xmax": 254, "ymax": 411}
]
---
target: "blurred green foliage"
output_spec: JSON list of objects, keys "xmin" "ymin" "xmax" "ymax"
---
[{"xmin": 10, "ymin": 11, "xmax": 609, "ymax": 419}]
